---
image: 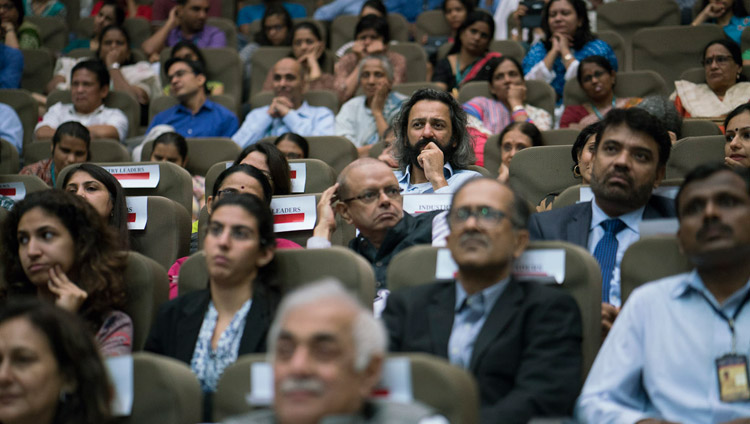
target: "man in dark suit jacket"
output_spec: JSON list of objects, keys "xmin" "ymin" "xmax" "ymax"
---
[
  {"xmin": 383, "ymin": 178, "xmax": 583, "ymax": 424},
  {"xmin": 529, "ymin": 108, "xmax": 675, "ymax": 334}
]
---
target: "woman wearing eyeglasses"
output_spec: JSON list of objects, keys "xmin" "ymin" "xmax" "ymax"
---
[
  {"xmin": 671, "ymin": 39, "xmax": 750, "ymax": 122},
  {"xmin": 560, "ymin": 55, "xmax": 641, "ymax": 129}
]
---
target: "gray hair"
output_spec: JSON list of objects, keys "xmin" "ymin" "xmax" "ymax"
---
[
  {"xmin": 636, "ymin": 95, "xmax": 682, "ymax": 140},
  {"xmin": 356, "ymin": 54, "xmax": 394, "ymax": 83},
  {"xmin": 393, "ymin": 88, "xmax": 476, "ymax": 171},
  {"xmin": 267, "ymin": 278, "xmax": 387, "ymax": 372}
]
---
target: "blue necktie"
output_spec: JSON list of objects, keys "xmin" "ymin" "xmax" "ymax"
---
[{"xmin": 593, "ymin": 218, "xmax": 626, "ymax": 303}]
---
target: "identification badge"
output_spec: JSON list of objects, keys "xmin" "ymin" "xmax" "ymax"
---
[{"xmin": 716, "ymin": 354, "xmax": 750, "ymax": 402}]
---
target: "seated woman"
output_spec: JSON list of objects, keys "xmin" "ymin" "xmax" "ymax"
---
[
  {"xmin": 89, "ymin": 0, "xmax": 152, "ymax": 21},
  {"xmin": 240, "ymin": 5, "xmax": 293, "ymax": 89},
  {"xmin": 522, "ymin": 0, "xmax": 617, "ymax": 103},
  {"xmin": 98, "ymin": 25, "xmax": 161, "ymax": 106},
  {"xmin": 274, "ymin": 132, "xmax": 308, "ymax": 159},
  {"xmin": 23, "ymin": 0, "xmax": 66, "ymax": 17},
  {"xmin": 432, "ymin": 10, "xmax": 500, "ymax": 95},
  {"xmin": 334, "ymin": 14, "xmax": 406, "ymax": 103},
  {"xmin": 672, "ymin": 39, "xmax": 750, "ymax": 123},
  {"xmin": 146, "ymin": 193, "xmax": 280, "ymax": 396},
  {"xmin": 234, "ymin": 143, "xmax": 292, "ymax": 196},
  {"xmin": 692, "ymin": 0, "xmax": 749, "ymax": 47},
  {"xmin": 63, "ymin": 163, "xmax": 130, "ymax": 249},
  {"xmin": 442, "ymin": 0, "xmax": 473, "ymax": 43},
  {"xmin": 334, "ymin": 0, "xmax": 386, "ymax": 58},
  {"xmin": 560, "ymin": 55, "xmax": 641, "ymax": 129},
  {"xmin": 20, "ymin": 121, "xmax": 90, "ymax": 187},
  {"xmin": 496, "ymin": 121, "xmax": 542, "ymax": 182},
  {"xmin": 336, "ymin": 55, "xmax": 407, "ymax": 156},
  {"xmin": 147, "ymin": 131, "xmax": 205, "ymax": 221},
  {"xmin": 724, "ymin": 102, "xmax": 750, "ymax": 168},
  {"xmin": 463, "ymin": 56, "xmax": 552, "ymax": 134},
  {"xmin": 0, "ymin": 299, "xmax": 113, "ymax": 424},
  {"xmin": 63, "ymin": 0, "xmax": 124, "ymax": 52},
  {"xmin": 1, "ymin": 190, "xmax": 132, "ymax": 357},
  {"xmin": 261, "ymin": 22, "xmax": 335, "ymax": 92},
  {"xmin": 1, "ymin": 0, "xmax": 40, "ymax": 49}
]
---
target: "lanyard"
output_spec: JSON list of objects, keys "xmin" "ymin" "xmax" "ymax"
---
[
  {"xmin": 50, "ymin": 161, "xmax": 56, "ymax": 187},
  {"xmin": 589, "ymin": 96, "xmax": 616, "ymax": 120},
  {"xmin": 695, "ymin": 287, "xmax": 750, "ymax": 353}
]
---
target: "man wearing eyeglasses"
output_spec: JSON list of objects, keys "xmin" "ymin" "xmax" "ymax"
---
[
  {"xmin": 308, "ymin": 158, "xmax": 439, "ymax": 290},
  {"xmin": 382, "ymin": 177, "xmax": 583, "ymax": 423},
  {"xmin": 147, "ymin": 58, "xmax": 239, "ymax": 138}
]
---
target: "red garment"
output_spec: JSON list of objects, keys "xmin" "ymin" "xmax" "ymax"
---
[
  {"xmin": 468, "ymin": 126, "xmax": 487, "ymax": 167},
  {"xmin": 91, "ymin": 0, "xmax": 152, "ymax": 20},
  {"xmin": 559, "ymin": 104, "xmax": 589, "ymax": 129}
]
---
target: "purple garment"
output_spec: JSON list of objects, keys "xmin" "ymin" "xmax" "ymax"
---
[{"xmin": 166, "ymin": 25, "xmax": 226, "ymax": 48}]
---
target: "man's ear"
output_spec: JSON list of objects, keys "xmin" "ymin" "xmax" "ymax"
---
[
  {"xmin": 359, "ymin": 354, "xmax": 384, "ymax": 398},
  {"xmin": 512, "ymin": 229, "xmax": 530, "ymax": 260},
  {"xmin": 256, "ymin": 246, "xmax": 275, "ymax": 268},
  {"xmin": 336, "ymin": 202, "xmax": 354, "ymax": 225},
  {"xmin": 206, "ymin": 195, "xmax": 214, "ymax": 214},
  {"xmin": 197, "ymin": 73, "xmax": 207, "ymax": 88},
  {"xmin": 653, "ymin": 165, "xmax": 666, "ymax": 189}
]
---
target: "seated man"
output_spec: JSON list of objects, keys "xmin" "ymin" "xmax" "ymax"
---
[
  {"xmin": 393, "ymin": 88, "xmax": 481, "ymax": 194},
  {"xmin": 309, "ymin": 158, "xmax": 439, "ymax": 290},
  {"xmin": 0, "ymin": 102, "xmax": 23, "ymax": 154},
  {"xmin": 383, "ymin": 177, "xmax": 583, "ymax": 423},
  {"xmin": 147, "ymin": 58, "xmax": 239, "ymax": 138},
  {"xmin": 141, "ymin": 0, "xmax": 226, "ymax": 60},
  {"xmin": 21, "ymin": 122, "xmax": 90, "ymax": 186},
  {"xmin": 35, "ymin": 60, "xmax": 129, "ymax": 142},
  {"xmin": 576, "ymin": 163, "xmax": 750, "ymax": 422},
  {"xmin": 232, "ymin": 58, "xmax": 335, "ymax": 148}
]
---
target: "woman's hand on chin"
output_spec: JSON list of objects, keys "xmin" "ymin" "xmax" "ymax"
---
[{"xmin": 47, "ymin": 265, "xmax": 88, "ymax": 313}]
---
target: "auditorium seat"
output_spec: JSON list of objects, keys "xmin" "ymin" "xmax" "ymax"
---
[
  {"xmin": 129, "ymin": 196, "xmax": 192, "ymax": 273},
  {"xmin": 24, "ymin": 138, "xmax": 130, "ymax": 165},
  {"xmin": 0, "ymin": 89, "xmax": 38, "ymax": 149},
  {"xmin": 621, "ymin": 235, "xmax": 691, "ymax": 304},
  {"xmin": 25, "ymin": 16, "xmax": 68, "ymax": 52},
  {"xmin": 665, "ymin": 135, "xmax": 725, "ymax": 179},
  {"xmin": 562, "ymin": 70, "xmax": 668, "ymax": 106},
  {"xmin": 507, "ymin": 145, "xmax": 579, "ymax": 204},
  {"xmin": 141, "ymin": 137, "xmax": 241, "ymax": 177},
  {"xmin": 389, "ymin": 42, "xmax": 428, "ymax": 83},
  {"xmin": 123, "ymin": 251, "xmax": 170, "ymax": 351},
  {"xmin": 0, "ymin": 139, "xmax": 19, "ymax": 174},
  {"xmin": 20, "ymin": 48, "xmax": 55, "ymax": 94}
]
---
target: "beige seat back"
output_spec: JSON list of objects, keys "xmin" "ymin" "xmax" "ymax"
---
[
  {"xmin": 140, "ymin": 137, "xmax": 241, "ymax": 177},
  {"xmin": 250, "ymin": 90, "xmax": 339, "ymax": 114},
  {"xmin": 415, "ymin": 10, "xmax": 451, "ymax": 40},
  {"xmin": 201, "ymin": 47, "xmax": 243, "ymax": 103},
  {"xmin": 0, "ymin": 89, "xmax": 38, "ymax": 149},
  {"xmin": 129, "ymin": 196, "xmax": 192, "ymax": 273},
  {"xmin": 508, "ymin": 145, "xmax": 579, "ymax": 204},
  {"xmin": 681, "ymin": 118, "xmax": 723, "ymax": 138},
  {"xmin": 620, "ymin": 235, "xmax": 692, "ymax": 304},
  {"xmin": 26, "ymin": 16, "xmax": 68, "ymax": 51},
  {"xmin": 206, "ymin": 17, "xmax": 238, "ymax": 50},
  {"xmin": 458, "ymin": 80, "xmax": 556, "ymax": 119},
  {"xmin": 46, "ymin": 89, "xmax": 140, "ymax": 138},
  {"xmin": 665, "ymin": 135, "xmax": 725, "ymax": 179},
  {"xmin": 0, "ymin": 139, "xmax": 19, "ymax": 174},
  {"xmin": 121, "ymin": 352, "xmax": 203, "ymax": 424},
  {"xmin": 20, "ymin": 48, "xmax": 55, "ymax": 94},
  {"xmin": 178, "ymin": 247, "xmax": 375, "ymax": 302},
  {"xmin": 488, "ymin": 40, "xmax": 525, "ymax": 63},
  {"xmin": 596, "ymin": 30, "xmax": 627, "ymax": 71},
  {"xmin": 632, "ymin": 25, "xmax": 724, "ymax": 89},
  {"xmin": 123, "ymin": 17, "xmax": 152, "ymax": 51},
  {"xmin": 551, "ymin": 184, "xmax": 585, "ymax": 210},
  {"xmin": 57, "ymin": 161, "xmax": 194, "ymax": 213},
  {"xmin": 288, "ymin": 158, "xmax": 337, "ymax": 193},
  {"xmin": 392, "ymin": 81, "xmax": 443, "ymax": 97},
  {"xmin": 249, "ymin": 47, "xmax": 293, "ymax": 98},
  {"xmin": 0, "ymin": 174, "xmax": 49, "ymax": 196},
  {"xmin": 563, "ymin": 70, "xmax": 668, "ymax": 106},
  {"xmin": 123, "ymin": 251, "xmax": 169, "ymax": 351},
  {"xmin": 24, "ymin": 138, "xmax": 130, "ymax": 165},
  {"xmin": 483, "ymin": 131, "xmax": 576, "ymax": 180},
  {"xmin": 389, "ymin": 42, "xmax": 428, "ymax": 83},
  {"xmin": 214, "ymin": 352, "xmax": 480, "ymax": 423}
]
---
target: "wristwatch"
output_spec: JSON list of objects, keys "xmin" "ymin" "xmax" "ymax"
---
[
  {"xmin": 563, "ymin": 53, "xmax": 573, "ymax": 62},
  {"xmin": 512, "ymin": 105, "xmax": 525, "ymax": 112},
  {"xmin": 110, "ymin": 62, "xmax": 120, "ymax": 70}
]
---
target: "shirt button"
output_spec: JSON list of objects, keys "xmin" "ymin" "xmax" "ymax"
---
[{"xmin": 187, "ymin": 129, "xmax": 193, "ymax": 135}]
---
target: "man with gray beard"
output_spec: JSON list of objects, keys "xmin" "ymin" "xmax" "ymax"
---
[{"xmin": 528, "ymin": 107, "xmax": 675, "ymax": 335}]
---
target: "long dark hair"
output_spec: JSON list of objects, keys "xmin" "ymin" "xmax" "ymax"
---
[
  {"xmin": 97, "ymin": 25, "xmax": 134, "ymax": 66},
  {"xmin": 212, "ymin": 164, "xmax": 274, "ymax": 206},
  {"xmin": 255, "ymin": 4, "xmax": 293, "ymax": 46},
  {"xmin": 541, "ymin": 0, "xmax": 595, "ymax": 51},
  {"xmin": 234, "ymin": 143, "xmax": 292, "ymax": 195},
  {"xmin": 448, "ymin": 10, "xmax": 495, "ymax": 55},
  {"xmin": 291, "ymin": 21, "xmax": 327, "ymax": 70},
  {"xmin": 1, "ymin": 190, "xmax": 128, "ymax": 332}
]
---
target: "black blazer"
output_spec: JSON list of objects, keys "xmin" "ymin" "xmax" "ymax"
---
[
  {"xmin": 144, "ymin": 289, "xmax": 272, "ymax": 363},
  {"xmin": 527, "ymin": 195, "xmax": 677, "ymax": 247},
  {"xmin": 382, "ymin": 279, "xmax": 583, "ymax": 424}
]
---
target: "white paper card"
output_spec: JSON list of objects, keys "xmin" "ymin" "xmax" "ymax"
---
[
  {"xmin": 271, "ymin": 195, "xmax": 317, "ymax": 232},
  {"xmin": 435, "ymin": 248, "xmax": 458, "ymax": 279},
  {"xmin": 105, "ymin": 355, "xmax": 134, "ymax": 416},
  {"xmin": 289, "ymin": 162, "xmax": 306, "ymax": 193},
  {"xmin": 640, "ymin": 218, "xmax": 679, "ymax": 236},
  {"xmin": 513, "ymin": 249, "xmax": 566, "ymax": 284},
  {"xmin": 125, "ymin": 196, "xmax": 148, "ymax": 230},
  {"xmin": 402, "ymin": 193, "xmax": 453, "ymax": 215},
  {"xmin": 246, "ymin": 362, "xmax": 274, "ymax": 406},
  {"xmin": 374, "ymin": 357, "xmax": 413, "ymax": 403},
  {"xmin": 0, "ymin": 182, "xmax": 26, "ymax": 200},
  {"xmin": 579, "ymin": 186, "xmax": 594, "ymax": 203},
  {"xmin": 104, "ymin": 164, "xmax": 160, "ymax": 188}
]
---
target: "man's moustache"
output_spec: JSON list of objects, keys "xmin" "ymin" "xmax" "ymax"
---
[{"xmin": 279, "ymin": 378, "xmax": 325, "ymax": 395}]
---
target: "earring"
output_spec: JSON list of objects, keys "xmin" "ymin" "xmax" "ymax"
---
[{"xmin": 573, "ymin": 165, "xmax": 581, "ymax": 178}]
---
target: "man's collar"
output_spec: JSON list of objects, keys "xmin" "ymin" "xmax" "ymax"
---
[
  {"xmin": 673, "ymin": 269, "xmax": 750, "ymax": 307},
  {"xmin": 397, "ymin": 162, "xmax": 455, "ymax": 184},
  {"xmin": 589, "ymin": 199, "xmax": 645, "ymax": 233},
  {"xmin": 177, "ymin": 98, "xmax": 212, "ymax": 114},
  {"xmin": 454, "ymin": 276, "xmax": 510, "ymax": 314},
  {"xmin": 73, "ymin": 103, "xmax": 106, "ymax": 116}
]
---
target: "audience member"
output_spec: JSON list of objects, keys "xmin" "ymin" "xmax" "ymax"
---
[
  {"xmin": 334, "ymin": 15, "xmax": 406, "ymax": 103},
  {"xmin": 145, "ymin": 193, "xmax": 280, "ymax": 394},
  {"xmin": 261, "ymin": 22, "xmax": 335, "ymax": 92},
  {"xmin": 141, "ymin": 0, "xmax": 225, "ymax": 61},
  {"xmin": 377, "ymin": 124, "xmax": 399, "ymax": 168},
  {"xmin": 560, "ymin": 55, "xmax": 641, "ymax": 129},
  {"xmin": 333, "ymin": 0, "xmax": 386, "ymax": 58},
  {"xmin": 725, "ymin": 102, "xmax": 750, "ymax": 169},
  {"xmin": 529, "ymin": 108, "xmax": 674, "ymax": 336},
  {"xmin": 309, "ymin": 158, "xmax": 438, "ymax": 289},
  {"xmin": 98, "ymin": 25, "xmax": 162, "ymax": 105},
  {"xmin": 393, "ymin": 88, "xmax": 480, "ymax": 194},
  {"xmin": 148, "ymin": 131, "xmax": 205, "ymax": 220},
  {"xmin": 63, "ymin": 163, "xmax": 130, "ymax": 249},
  {"xmin": 495, "ymin": 121, "xmax": 542, "ymax": 183},
  {"xmin": 36, "ymin": 60, "xmax": 129, "ymax": 141},
  {"xmin": 0, "ymin": 101, "xmax": 23, "ymax": 154},
  {"xmin": 336, "ymin": 55, "xmax": 406, "ymax": 155},
  {"xmin": 0, "ymin": 299, "xmax": 113, "ymax": 424},
  {"xmin": 23, "ymin": 0, "xmax": 66, "ymax": 17},
  {"xmin": 0, "ymin": 41, "xmax": 22, "ymax": 89},
  {"xmin": 0, "ymin": 0, "xmax": 40, "ymax": 49},
  {"xmin": 147, "ymin": 58, "xmax": 238, "ymax": 138},
  {"xmin": 167, "ymin": 40, "xmax": 224, "ymax": 95},
  {"xmin": 222, "ymin": 279, "xmax": 446, "ymax": 424},
  {"xmin": 21, "ymin": 122, "xmax": 90, "ymax": 187},
  {"xmin": 432, "ymin": 11, "xmax": 499, "ymax": 94},
  {"xmin": 385, "ymin": 0, "xmax": 440, "ymax": 22},
  {"xmin": 576, "ymin": 163, "xmax": 750, "ymax": 422},
  {"xmin": 383, "ymin": 177, "xmax": 583, "ymax": 423},
  {"xmin": 239, "ymin": 4, "xmax": 293, "ymax": 86},
  {"xmin": 522, "ymin": 0, "xmax": 617, "ymax": 103},
  {"xmin": 152, "ymin": 0, "xmax": 221, "ymax": 21},
  {"xmin": 234, "ymin": 142, "xmax": 292, "ymax": 196},
  {"xmin": 692, "ymin": 0, "xmax": 749, "ymax": 46},
  {"xmin": 1, "ymin": 190, "xmax": 132, "ymax": 357},
  {"xmin": 63, "ymin": 0, "xmax": 123, "ymax": 52},
  {"xmin": 237, "ymin": 0, "xmax": 305, "ymax": 28},
  {"xmin": 232, "ymin": 58, "xmax": 334, "ymax": 147},
  {"xmin": 442, "ymin": 0, "xmax": 473, "ymax": 42},
  {"xmin": 672, "ymin": 39, "xmax": 750, "ymax": 122},
  {"xmin": 89, "ymin": 0, "xmax": 152, "ymax": 20},
  {"xmin": 463, "ymin": 56, "xmax": 552, "ymax": 135},
  {"xmin": 273, "ymin": 132, "xmax": 308, "ymax": 159}
]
